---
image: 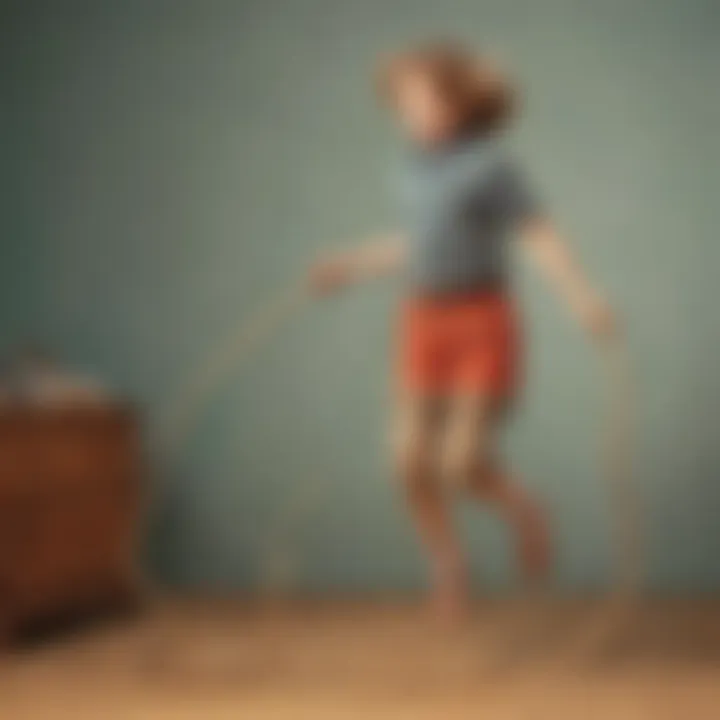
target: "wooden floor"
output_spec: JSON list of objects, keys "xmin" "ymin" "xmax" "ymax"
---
[{"xmin": 3, "ymin": 598, "xmax": 720, "ymax": 719}]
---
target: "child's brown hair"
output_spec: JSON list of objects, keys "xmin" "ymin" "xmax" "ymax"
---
[{"xmin": 376, "ymin": 41, "xmax": 516, "ymax": 137}]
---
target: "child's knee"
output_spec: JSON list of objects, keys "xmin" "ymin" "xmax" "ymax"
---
[
  {"xmin": 470, "ymin": 466, "xmax": 506, "ymax": 498},
  {"xmin": 441, "ymin": 438, "xmax": 504, "ymax": 491},
  {"xmin": 390, "ymin": 422, "xmax": 432, "ymax": 487},
  {"xmin": 440, "ymin": 441, "xmax": 481, "ymax": 487},
  {"xmin": 391, "ymin": 434, "xmax": 432, "ymax": 488},
  {"xmin": 440, "ymin": 401, "xmax": 496, "ymax": 487},
  {"xmin": 389, "ymin": 409, "xmax": 434, "ymax": 487}
]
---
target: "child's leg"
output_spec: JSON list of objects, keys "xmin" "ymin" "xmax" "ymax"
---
[
  {"xmin": 391, "ymin": 393, "xmax": 468, "ymax": 616},
  {"xmin": 474, "ymin": 469, "xmax": 552, "ymax": 581},
  {"xmin": 440, "ymin": 394, "xmax": 551, "ymax": 580}
]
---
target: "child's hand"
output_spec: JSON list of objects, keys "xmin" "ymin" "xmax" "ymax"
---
[
  {"xmin": 307, "ymin": 236, "xmax": 405, "ymax": 296},
  {"xmin": 308, "ymin": 254, "xmax": 355, "ymax": 297}
]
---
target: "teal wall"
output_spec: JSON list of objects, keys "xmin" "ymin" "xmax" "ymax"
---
[{"xmin": 2, "ymin": 0, "xmax": 720, "ymax": 592}]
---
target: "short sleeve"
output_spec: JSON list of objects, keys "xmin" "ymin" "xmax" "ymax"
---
[{"xmin": 494, "ymin": 160, "xmax": 542, "ymax": 225}]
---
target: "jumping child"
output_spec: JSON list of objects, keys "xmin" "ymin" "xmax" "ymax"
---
[{"xmin": 309, "ymin": 41, "xmax": 617, "ymax": 621}]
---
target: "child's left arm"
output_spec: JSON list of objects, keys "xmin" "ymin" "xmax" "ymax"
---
[{"xmin": 519, "ymin": 216, "xmax": 618, "ymax": 343}]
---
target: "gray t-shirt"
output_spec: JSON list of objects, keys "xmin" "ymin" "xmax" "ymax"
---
[{"xmin": 398, "ymin": 138, "xmax": 539, "ymax": 294}]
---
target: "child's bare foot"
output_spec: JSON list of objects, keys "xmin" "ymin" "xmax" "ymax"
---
[
  {"xmin": 429, "ymin": 564, "xmax": 471, "ymax": 626},
  {"xmin": 518, "ymin": 510, "xmax": 552, "ymax": 583}
]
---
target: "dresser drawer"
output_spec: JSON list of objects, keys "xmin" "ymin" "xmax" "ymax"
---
[{"xmin": 0, "ymin": 406, "xmax": 142, "ymax": 638}]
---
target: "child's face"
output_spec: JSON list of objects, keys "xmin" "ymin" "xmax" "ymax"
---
[{"xmin": 394, "ymin": 71, "xmax": 459, "ymax": 146}]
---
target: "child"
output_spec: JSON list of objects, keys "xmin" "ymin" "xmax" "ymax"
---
[{"xmin": 309, "ymin": 42, "xmax": 617, "ymax": 621}]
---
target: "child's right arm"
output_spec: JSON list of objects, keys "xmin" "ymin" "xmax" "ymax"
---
[
  {"xmin": 519, "ymin": 216, "xmax": 618, "ymax": 342},
  {"xmin": 308, "ymin": 234, "xmax": 407, "ymax": 296}
]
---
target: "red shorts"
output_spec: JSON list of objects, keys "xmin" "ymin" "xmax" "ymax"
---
[{"xmin": 396, "ymin": 290, "xmax": 521, "ymax": 398}]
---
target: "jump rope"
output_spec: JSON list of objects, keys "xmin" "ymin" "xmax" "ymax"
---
[
  {"xmin": 143, "ymin": 282, "xmax": 643, "ymax": 672},
  {"xmin": 144, "ymin": 279, "xmax": 640, "ymax": 675},
  {"xmin": 155, "ymin": 279, "xmax": 641, "ymax": 606}
]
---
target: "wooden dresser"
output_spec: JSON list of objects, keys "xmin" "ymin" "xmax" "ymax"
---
[{"xmin": 0, "ymin": 406, "xmax": 143, "ymax": 642}]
